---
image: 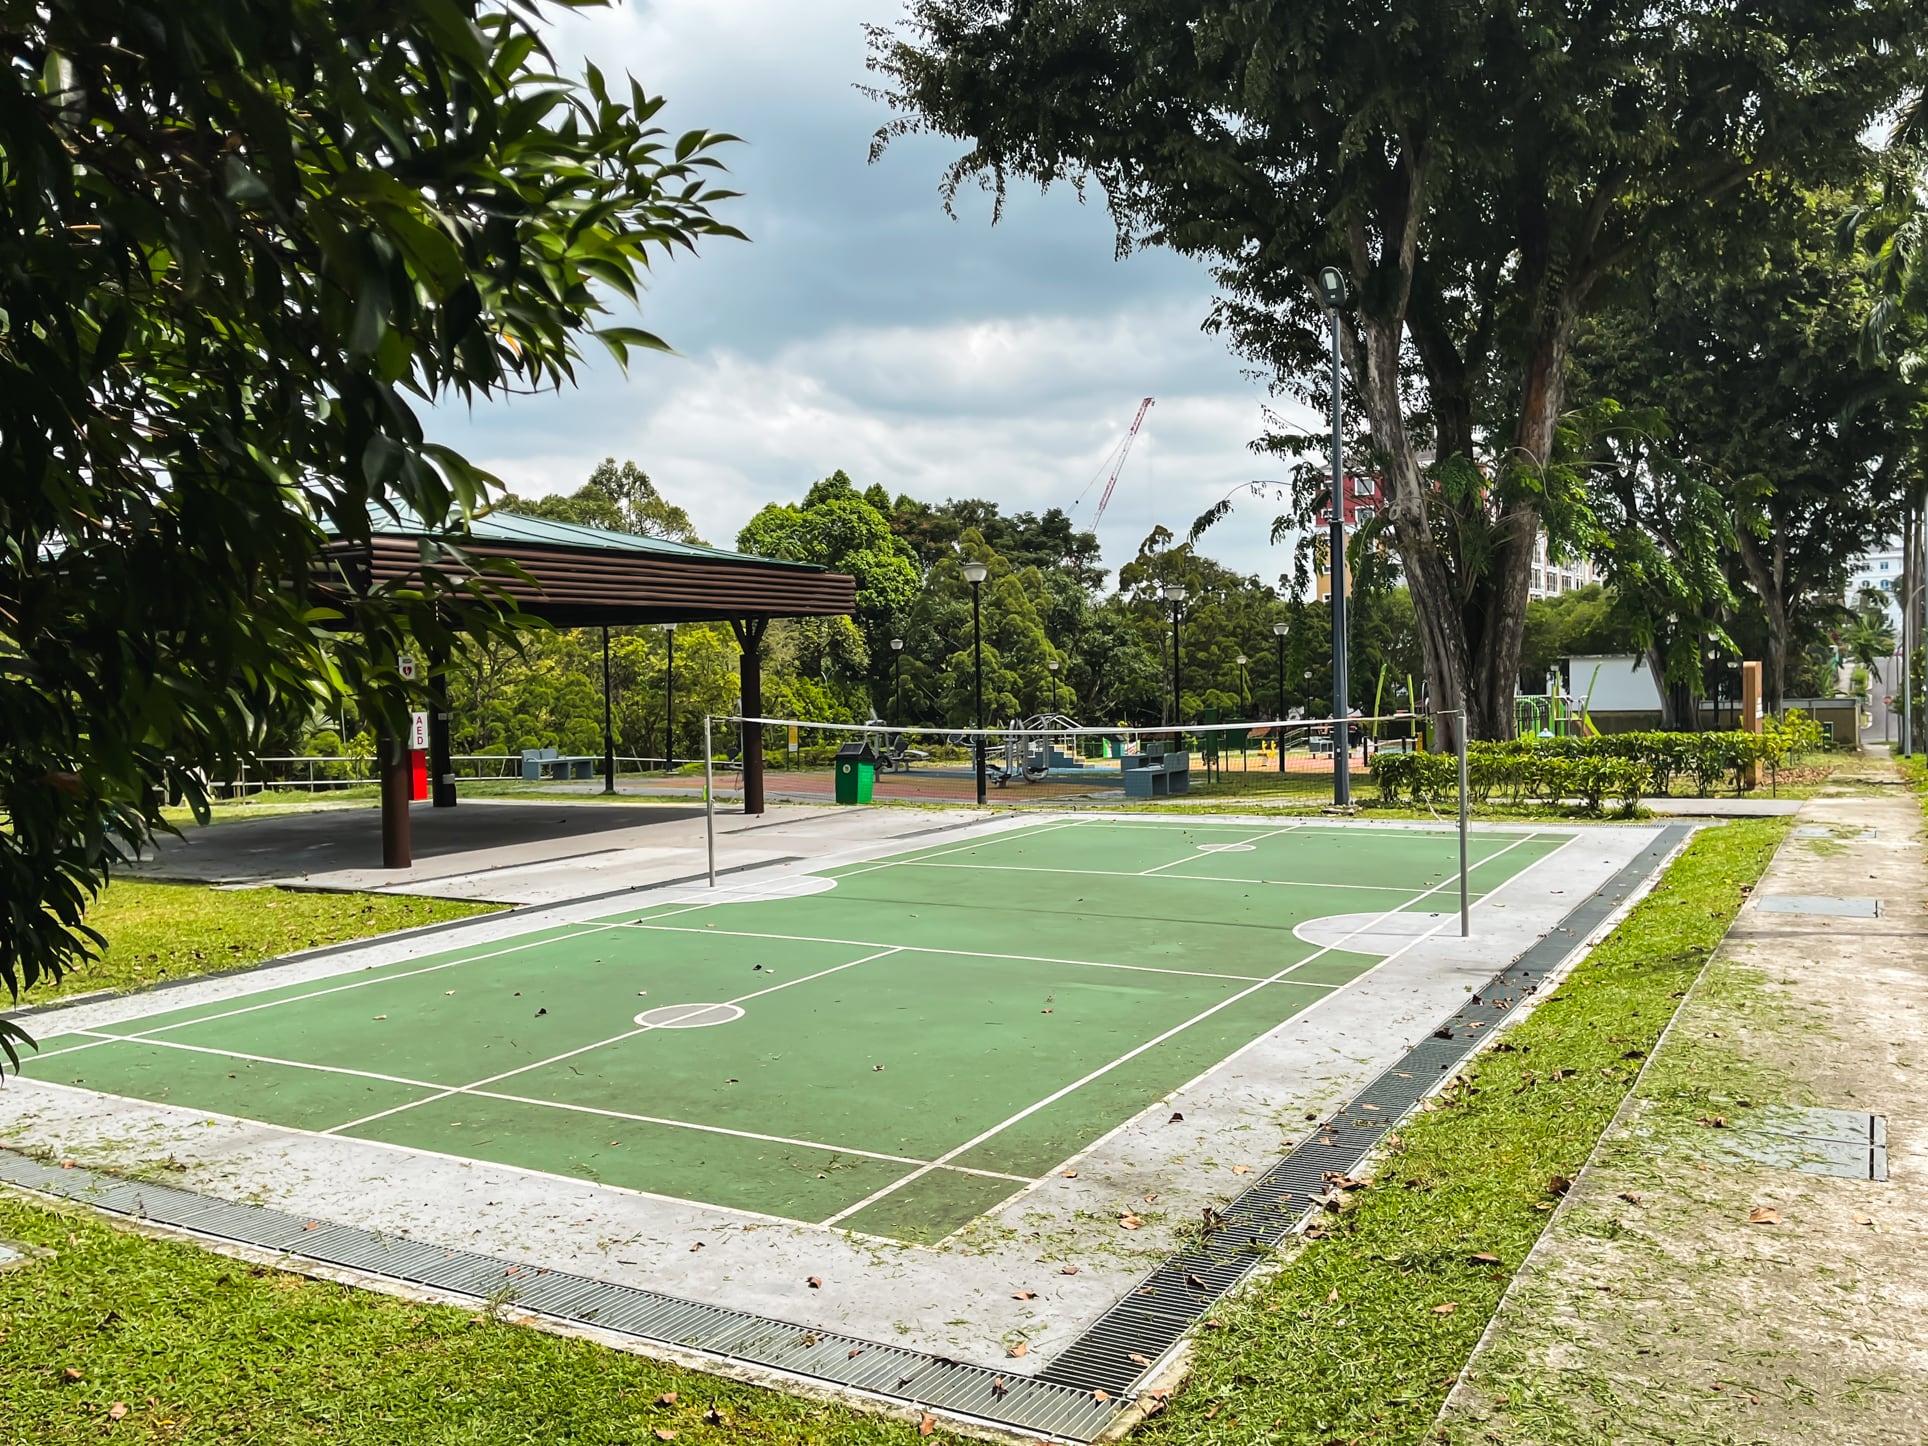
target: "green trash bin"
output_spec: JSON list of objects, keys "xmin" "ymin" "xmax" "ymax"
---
[{"xmin": 833, "ymin": 742, "xmax": 879, "ymax": 804}]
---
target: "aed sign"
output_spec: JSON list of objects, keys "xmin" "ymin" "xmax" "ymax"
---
[
  {"xmin": 398, "ymin": 655, "xmax": 419, "ymax": 682},
  {"xmin": 408, "ymin": 710, "xmax": 430, "ymax": 751}
]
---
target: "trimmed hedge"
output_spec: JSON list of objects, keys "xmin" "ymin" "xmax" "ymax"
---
[{"xmin": 1371, "ymin": 709, "xmax": 1829, "ymax": 815}]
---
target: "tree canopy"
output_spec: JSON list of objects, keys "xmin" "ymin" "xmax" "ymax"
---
[
  {"xmin": 1, "ymin": 0, "xmax": 741, "ymax": 1062},
  {"xmin": 868, "ymin": 0, "xmax": 1928, "ymax": 738}
]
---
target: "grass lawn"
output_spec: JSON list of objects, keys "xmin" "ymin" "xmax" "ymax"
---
[
  {"xmin": 0, "ymin": 820, "xmax": 1784, "ymax": 1445},
  {"xmin": 22, "ymin": 881, "xmax": 497, "ymax": 1006}
]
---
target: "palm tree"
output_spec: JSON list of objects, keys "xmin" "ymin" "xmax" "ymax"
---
[{"xmin": 1843, "ymin": 610, "xmax": 1899, "ymax": 682}]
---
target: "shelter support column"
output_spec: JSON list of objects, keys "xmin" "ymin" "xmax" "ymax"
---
[
  {"xmin": 380, "ymin": 719, "xmax": 413, "ymax": 868},
  {"xmin": 1741, "ymin": 660, "xmax": 1763, "ymax": 790},
  {"xmin": 429, "ymin": 649, "xmax": 456, "ymax": 808},
  {"xmin": 732, "ymin": 618, "xmax": 769, "ymax": 816}
]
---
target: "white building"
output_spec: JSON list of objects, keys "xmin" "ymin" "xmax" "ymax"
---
[
  {"xmin": 1529, "ymin": 531, "xmax": 1598, "ymax": 600},
  {"xmin": 1847, "ymin": 539, "xmax": 1905, "ymax": 624}
]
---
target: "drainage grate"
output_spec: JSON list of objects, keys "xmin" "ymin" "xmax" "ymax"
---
[
  {"xmin": 0, "ymin": 823, "xmax": 1692, "ymax": 1437},
  {"xmin": 0, "ymin": 1151, "xmax": 1119, "ymax": 1442},
  {"xmin": 1754, "ymin": 895, "xmax": 1882, "ymax": 918},
  {"xmin": 1036, "ymin": 823, "xmax": 1694, "ymax": 1399}
]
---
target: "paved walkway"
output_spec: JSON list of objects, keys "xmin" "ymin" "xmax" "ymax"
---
[
  {"xmin": 135, "ymin": 798, "xmax": 990, "ymax": 904},
  {"xmin": 1439, "ymin": 758, "xmax": 1928, "ymax": 1443}
]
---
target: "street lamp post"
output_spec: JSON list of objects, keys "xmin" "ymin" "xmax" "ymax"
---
[
  {"xmin": 890, "ymin": 637, "xmax": 904, "ymax": 724},
  {"xmin": 1162, "ymin": 583, "xmax": 1187, "ymax": 729},
  {"xmin": 661, "ymin": 622, "xmax": 676, "ymax": 775},
  {"xmin": 1235, "ymin": 653, "xmax": 1249, "ymax": 711},
  {"xmin": 962, "ymin": 560, "xmax": 989, "ymax": 805},
  {"xmin": 1315, "ymin": 264, "xmax": 1352, "ymax": 805},
  {"xmin": 1273, "ymin": 621, "xmax": 1289, "ymax": 771},
  {"xmin": 1047, "ymin": 658, "xmax": 1060, "ymax": 716}
]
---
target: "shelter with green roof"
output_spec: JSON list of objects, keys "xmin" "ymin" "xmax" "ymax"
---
[{"xmin": 319, "ymin": 506, "xmax": 855, "ymax": 865}]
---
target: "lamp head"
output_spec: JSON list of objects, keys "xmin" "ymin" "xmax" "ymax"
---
[
  {"xmin": 890, "ymin": 637, "xmax": 904, "ymax": 651},
  {"xmin": 1236, "ymin": 654, "xmax": 1248, "ymax": 667},
  {"xmin": 961, "ymin": 560, "xmax": 989, "ymax": 585},
  {"xmin": 1161, "ymin": 583, "xmax": 1187, "ymax": 604},
  {"xmin": 1314, "ymin": 266, "xmax": 1350, "ymax": 309},
  {"xmin": 1047, "ymin": 659, "xmax": 1059, "ymax": 672}
]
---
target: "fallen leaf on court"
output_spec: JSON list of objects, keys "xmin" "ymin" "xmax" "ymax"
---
[
  {"xmin": 655, "ymin": 1393, "xmax": 677, "ymax": 1406},
  {"xmin": 1231, "ymin": 1164, "xmax": 1251, "ymax": 1175},
  {"xmin": 807, "ymin": 1276, "xmax": 822, "ymax": 1289},
  {"xmin": 534, "ymin": 1008, "xmax": 546, "ymax": 1016},
  {"xmin": 444, "ymin": 990, "xmax": 455, "ymax": 996},
  {"xmin": 1854, "ymin": 1213, "xmax": 1875, "ymax": 1226},
  {"xmin": 1060, "ymin": 1169, "xmax": 1077, "ymax": 1178},
  {"xmin": 872, "ymin": 1064, "xmax": 885, "ymax": 1071},
  {"xmin": 1060, "ymin": 1265, "xmax": 1080, "ymax": 1275},
  {"xmin": 1144, "ymin": 1192, "xmax": 1159, "ymax": 1204},
  {"xmin": 372, "ymin": 1015, "xmax": 387, "ymax": 1021},
  {"xmin": 1432, "ymin": 1302, "xmax": 1457, "ymax": 1315},
  {"xmin": 1748, "ymin": 1206, "xmax": 1782, "ymax": 1225},
  {"xmin": 1118, "ymin": 1214, "xmax": 1143, "ymax": 1230},
  {"xmin": 1469, "ymin": 1252, "xmax": 1502, "ymax": 1266},
  {"xmin": 1013, "ymin": 1290, "xmax": 1037, "ymax": 1300},
  {"xmin": 991, "ymin": 1376, "xmax": 1007, "ymax": 1398},
  {"xmin": 1546, "ymin": 1175, "xmax": 1573, "ymax": 1196},
  {"xmin": 1618, "ymin": 1192, "xmax": 1644, "ymax": 1205},
  {"xmin": 1008, "ymin": 1341, "xmax": 1029, "ymax": 1358},
  {"xmin": 918, "ymin": 1414, "xmax": 936, "ymax": 1436},
  {"xmin": 800, "ymin": 1332, "xmax": 820, "ymax": 1347},
  {"xmin": 1167, "ymin": 1112, "xmax": 1183, "ymax": 1124},
  {"xmin": 689, "ymin": 1242, "xmax": 704, "ymax": 1252},
  {"xmin": 1127, "ymin": 1352, "xmax": 1152, "ymax": 1367}
]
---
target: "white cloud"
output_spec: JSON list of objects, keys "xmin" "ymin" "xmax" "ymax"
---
[{"xmin": 425, "ymin": 0, "xmax": 1323, "ymax": 585}]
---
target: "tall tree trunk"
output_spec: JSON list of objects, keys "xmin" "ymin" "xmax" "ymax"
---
[{"xmin": 1734, "ymin": 533, "xmax": 1790, "ymax": 711}]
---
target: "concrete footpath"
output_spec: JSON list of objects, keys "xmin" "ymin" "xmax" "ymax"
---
[{"xmin": 1439, "ymin": 759, "xmax": 1928, "ymax": 1445}]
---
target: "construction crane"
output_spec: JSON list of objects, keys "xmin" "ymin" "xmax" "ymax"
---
[{"xmin": 1091, "ymin": 397, "xmax": 1154, "ymax": 526}]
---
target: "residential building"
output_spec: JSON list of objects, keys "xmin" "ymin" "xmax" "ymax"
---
[
  {"xmin": 1528, "ymin": 531, "xmax": 1598, "ymax": 600},
  {"xmin": 1847, "ymin": 539, "xmax": 1905, "ymax": 623}
]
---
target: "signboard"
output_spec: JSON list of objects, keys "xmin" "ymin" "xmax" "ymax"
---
[
  {"xmin": 408, "ymin": 710, "xmax": 430, "ymax": 751},
  {"xmin": 398, "ymin": 655, "xmax": 419, "ymax": 682}
]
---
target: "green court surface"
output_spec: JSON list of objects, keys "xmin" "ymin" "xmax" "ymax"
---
[{"xmin": 24, "ymin": 819, "xmax": 1569, "ymax": 1243}]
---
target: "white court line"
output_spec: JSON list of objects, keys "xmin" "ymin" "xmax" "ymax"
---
[
  {"xmin": 1137, "ymin": 822, "xmax": 1303, "ymax": 875},
  {"xmin": 828, "ymin": 817, "xmax": 1086, "ymax": 879},
  {"xmin": 901, "ymin": 859, "xmax": 1482, "ymax": 893},
  {"xmin": 819, "ymin": 829, "xmax": 1546, "ymax": 1226},
  {"xmin": 15, "ymin": 1076, "xmax": 894, "ymax": 1239},
  {"xmin": 597, "ymin": 922, "xmax": 1337, "ymax": 990},
  {"xmin": 322, "ymin": 946, "xmax": 909, "ymax": 1136}
]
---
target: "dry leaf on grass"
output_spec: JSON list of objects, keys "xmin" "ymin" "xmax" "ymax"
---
[
  {"xmin": 1748, "ymin": 1206, "xmax": 1782, "ymax": 1225},
  {"xmin": 1469, "ymin": 1252, "xmax": 1502, "ymax": 1266},
  {"xmin": 1432, "ymin": 1302, "xmax": 1458, "ymax": 1315},
  {"xmin": 1546, "ymin": 1174, "xmax": 1573, "ymax": 1196},
  {"xmin": 1118, "ymin": 1214, "xmax": 1143, "ymax": 1230},
  {"xmin": 108, "ymin": 1404, "xmax": 128, "ymax": 1421},
  {"xmin": 655, "ymin": 1392, "xmax": 677, "ymax": 1407},
  {"xmin": 918, "ymin": 1414, "xmax": 936, "ymax": 1437},
  {"xmin": 653, "ymin": 1432, "xmax": 677, "ymax": 1442}
]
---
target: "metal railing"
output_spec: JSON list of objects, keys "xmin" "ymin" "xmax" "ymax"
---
[{"xmin": 208, "ymin": 754, "xmax": 687, "ymax": 796}]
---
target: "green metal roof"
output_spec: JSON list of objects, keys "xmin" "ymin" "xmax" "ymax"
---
[{"xmin": 348, "ymin": 502, "xmax": 823, "ymax": 571}]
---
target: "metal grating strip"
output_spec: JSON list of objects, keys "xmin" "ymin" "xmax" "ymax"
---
[
  {"xmin": 0, "ymin": 1148, "xmax": 1118, "ymax": 1442},
  {"xmin": 1035, "ymin": 823, "xmax": 1692, "ymax": 1397}
]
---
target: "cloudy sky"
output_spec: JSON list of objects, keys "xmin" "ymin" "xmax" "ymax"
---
[{"xmin": 427, "ymin": 0, "xmax": 1316, "ymax": 584}]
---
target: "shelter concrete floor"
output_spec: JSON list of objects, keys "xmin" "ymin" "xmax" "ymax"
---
[{"xmin": 136, "ymin": 799, "xmax": 986, "ymax": 905}]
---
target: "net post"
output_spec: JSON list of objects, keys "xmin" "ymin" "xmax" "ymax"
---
[
  {"xmin": 1455, "ymin": 707, "xmax": 1470, "ymax": 937},
  {"xmin": 704, "ymin": 714, "xmax": 716, "ymax": 888}
]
